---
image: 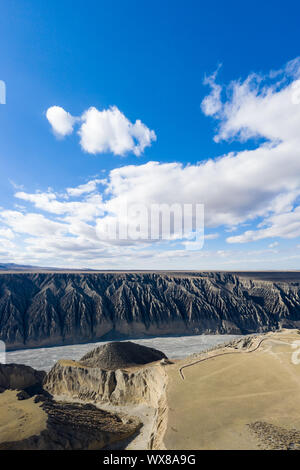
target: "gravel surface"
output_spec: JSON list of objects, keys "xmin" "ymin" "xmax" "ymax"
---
[{"xmin": 80, "ymin": 341, "xmax": 167, "ymax": 370}]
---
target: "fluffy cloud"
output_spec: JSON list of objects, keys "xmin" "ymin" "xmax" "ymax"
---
[
  {"xmin": 66, "ymin": 179, "xmax": 104, "ymax": 197},
  {"xmin": 93, "ymin": 58, "xmax": 300, "ymax": 241},
  {"xmin": 227, "ymin": 209, "xmax": 300, "ymax": 243},
  {"xmin": 199, "ymin": 57, "xmax": 300, "ymax": 242},
  {"xmin": 202, "ymin": 57, "xmax": 300, "ymax": 143},
  {"xmin": 0, "ymin": 228, "xmax": 14, "ymax": 239},
  {"xmin": 15, "ymin": 191, "xmax": 103, "ymax": 222},
  {"xmin": 46, "ymin": 106, "xmax": 77, "ymax": 137},
  {"xmin": 46, "ymin": 105, "xmax": 156, "ymax": 156},
  {"xmin": 201, "ymin": 66, "xmax": 223, "ymax": 116},
  {"xmin": 79, "ymin": 106, "xmax": 156, "ymax": 156},
  {"xmin": 3, "ymin": 58, "xmax": 300, "ymax": 268},
  {"xmin": 0, "ymin": 211, "xmax": 68, "ymax": 237}
]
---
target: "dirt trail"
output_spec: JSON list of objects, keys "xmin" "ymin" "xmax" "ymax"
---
[{"xmin": 178, "ymin": 336, "xmax": 285, "ymax": 380}]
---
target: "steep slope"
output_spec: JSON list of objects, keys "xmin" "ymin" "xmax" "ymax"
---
[
  {"xmin": 1, "ymin": 272, "xmax": 300, "ymax": 350},
  {"xmin": 80, "ymin": 341, "xmax": 166, "ymax": 369},
  {"xmin": 0, "ymin": 390, "xmax": 141, "ymax": 450},
  {"xmin": 44, "ymin": 342, "xmax": 168, "ymax": 450},
  {"xmin": 0, "ymin": 361, "xmax": 141, "ymax": 450},
  {"xmin": 0, "ymin": 363, "xmax": 45, "ymax": 393}
]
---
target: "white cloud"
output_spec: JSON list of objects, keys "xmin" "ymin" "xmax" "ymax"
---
[
  {"xmin": 199, "ymin": 57, "xmax": 300, "ymax": 242},
  {"xmin": 3, "ymin": 58, "xmax": 300, "ymax": 268},
  {"xmin": 205, "ymin": 233, "xmax": 219, "ymax": 240},
  {"xmin": 46, "ymin": 105, "xmax": 156, "ymax": 156},
  {"xmin": 227, "ymin": 208, "xmax": 300, "ymax": 243},
  {"xmin": 66, "ymin": 179, "xmax": 104, "ymax": 197},
  {"xmin": 15, "ymin": 191, "xmax": 103, "ymax": 222},
  {"xmin": 0, "ymin": 238, "xmax": 16, "ymax": 254},
  {"xmin": 0, "ymin": 228, "xmax": 14, "ymax": 239},
  {"xmin": 201, "ymin": 57, "xmax": 300, "ymax": 144},
  {"xmin": 201, "ymin": 66, "xmax": 223, "ymax": 116},
  {"xmin": 79, "ymin": 106, "xmax": 156, "ymax": 156},
  {"xmin": 96, "ymin": 57, "xmax": 300, "ymax": 244},
  {"xmin": 0, "ymin": 211, "xmax": 68, "ymax": 237},
  {"xmin": 46, "ymin": 106, "xmax": 77, "ymax": 137}
]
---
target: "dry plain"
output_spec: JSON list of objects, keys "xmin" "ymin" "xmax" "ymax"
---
[{"xmin": 164, "ymin": 330, "xmax": 300, "ymax": 450}]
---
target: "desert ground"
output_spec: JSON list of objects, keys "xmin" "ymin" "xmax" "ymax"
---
[
  {"xmin": 164, "ymin": 329, "xmax": 300, "ymax": 450},
  {"xmin": 1, "ymin": 329, "xmax": 300, "ymax": 450},
  {"xmin": 0, "ymin": 390, "xmax": 47, "ymax": 443}
]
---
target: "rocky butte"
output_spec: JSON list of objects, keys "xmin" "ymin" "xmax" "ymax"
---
[{"xmin": 0, "ymin": 341, "xmax": 167, "ymax": 450}]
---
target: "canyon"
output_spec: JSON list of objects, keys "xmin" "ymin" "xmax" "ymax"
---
[{"xmin": 1, "ymin": 271, "xmax": 300, "ymax": 350}]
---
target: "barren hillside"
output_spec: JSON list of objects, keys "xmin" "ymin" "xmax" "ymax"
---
[{"xmin": 1, "ymin": 271, "xmax": 300, "ymax": 350}]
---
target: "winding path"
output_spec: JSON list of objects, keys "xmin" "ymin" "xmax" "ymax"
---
[{"xmin": 178, "ymin": 336, "xmax": 283, "ymax": 380}]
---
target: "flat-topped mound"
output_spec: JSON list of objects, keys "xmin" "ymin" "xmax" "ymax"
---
[{"xmin": 80, "ymin": 341, "xmax": 167, "ymax": 370}]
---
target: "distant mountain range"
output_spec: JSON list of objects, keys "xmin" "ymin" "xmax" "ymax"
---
[
  {"xmin": 0, "ymin": 263, "xmax": 96, "ymax": 272},
  {"xmin": 0, "ymin": 263, "xmax": 57, "ymax": 271}
]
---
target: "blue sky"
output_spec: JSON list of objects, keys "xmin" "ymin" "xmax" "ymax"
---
[{"xmin": 1, "ymin": 0, "xmax": 300, "ymax": 269}]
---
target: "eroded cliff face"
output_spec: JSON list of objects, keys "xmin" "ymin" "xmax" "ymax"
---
[
  {"xmin": 44, "ymin": 360, "xmax": 167, "ymax": 407},
  {"xmin": 1, "ymin": 272, "xmax": 300, "ymax": 350},
  {"xmin": 0, "ymin": 392, "xmax": 142, "ymax": 451},
  {"xmin": 0, "ymin": 362, "xmax": 142, "ymax": 451},
  {"xmin": 44, "ymin": 360, "xmax": 168, "ymax": 449},
  {"xmin": 0, "ymin": 363, "xmax": 46, "ymax": 392}
]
